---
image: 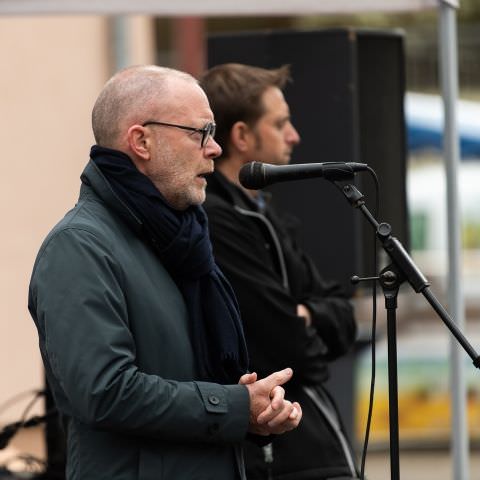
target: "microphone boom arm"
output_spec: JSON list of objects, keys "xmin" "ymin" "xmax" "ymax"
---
[{"xmin": 333, "ymin": 178, "xmax": 480, "ymax": 366}]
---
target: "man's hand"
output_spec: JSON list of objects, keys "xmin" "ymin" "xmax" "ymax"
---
[
  {"xmin": 239, "ymin": 368, "xmax": 302, "ymax": 436},
  {"xmin": 297, "ymin": 304, "xmax": 312, "ymax": 327}
]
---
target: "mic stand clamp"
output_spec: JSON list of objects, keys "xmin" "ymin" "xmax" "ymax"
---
[{"xmin": 332, "ymin": 179, "xmax": 480, "ymax": 480}]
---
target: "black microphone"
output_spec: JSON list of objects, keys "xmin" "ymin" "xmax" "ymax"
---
[{"xmin": 239, "ymin": 161, "xmax": 369, "ymax": 189}]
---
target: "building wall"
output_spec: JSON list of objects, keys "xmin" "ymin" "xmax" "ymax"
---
[{"xmin": 0, "ymin": 14, "xmax": 154, "ymax": 424}]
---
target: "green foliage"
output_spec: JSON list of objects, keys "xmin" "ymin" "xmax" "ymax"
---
[{"xmin": 459, "ymin": 0, "xmax": 480, "ymax": 22}]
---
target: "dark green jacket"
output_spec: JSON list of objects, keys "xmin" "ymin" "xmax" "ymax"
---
[{"xmin": 28, "ymin": 162, "xmax": 250, "ymax": 480}]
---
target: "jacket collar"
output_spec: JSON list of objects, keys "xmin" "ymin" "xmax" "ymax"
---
[
  {"xmin": 207, "ymin": 169, "xmax": 271, "ymax": 213},
  {"xmin": 80, "ymin": 160, "xmax": 144, "ymax": 234}
]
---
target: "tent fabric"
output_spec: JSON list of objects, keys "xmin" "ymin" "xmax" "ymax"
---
[
  {"xmin": 0, "ymin": 0, "xmax": 440, "ymax": 16},
  {"xmin": 406, "ymin": 93, "xmax": 480, "ymax": 158}
]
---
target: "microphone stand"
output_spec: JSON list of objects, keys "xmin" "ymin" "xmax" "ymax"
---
[{"xmin": 333, "ymin": 180, "xmax": 480, "ymax": 480}]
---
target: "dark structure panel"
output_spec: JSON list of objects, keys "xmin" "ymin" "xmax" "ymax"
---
[
  {"xmin": 208, "ymin": 28, "xmax": 409, "ymax": 445},
  {"xmin": 208, "ymin": 28, "xmax": 409, "ymax": 295}
]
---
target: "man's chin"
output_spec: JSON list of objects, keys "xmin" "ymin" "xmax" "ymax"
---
[
  {"xmin": 268, "ymin": 157, "xmax": 290, "ymax": 166},
  {"xmin": 191, "ymin": 189, "xmax": 207, "ymax": 207}
]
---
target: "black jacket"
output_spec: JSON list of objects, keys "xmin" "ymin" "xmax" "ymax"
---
[{"xmin": 205, "ymin": 170, "xmax": 359, "ymax": 480}]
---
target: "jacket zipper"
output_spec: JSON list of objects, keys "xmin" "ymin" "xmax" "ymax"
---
[
  {"xmin": 233, "ymin": 206, "xmax": 289, "ymax": 290},
  {"xmin": 303, "ymin": 385, "xmax": 358, "ymax": 477}
]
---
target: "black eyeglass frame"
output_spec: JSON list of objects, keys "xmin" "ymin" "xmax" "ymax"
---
[{"xmin": 142, "ymin": 120, "xmax": 216, "ymax": 148}]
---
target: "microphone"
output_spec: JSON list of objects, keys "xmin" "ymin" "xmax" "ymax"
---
[{"xmin": 239, "ymin": 161, "xmax": 369, "ymax": 189}]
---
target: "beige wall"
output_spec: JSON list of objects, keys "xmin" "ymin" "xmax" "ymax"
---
[{"xmin": 0, "ymin": 14, "xmax": 154, "ymax": 424}]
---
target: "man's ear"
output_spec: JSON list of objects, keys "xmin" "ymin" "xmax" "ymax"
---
[
  {"xmin": 230, "ymin": 121, "xmax": 254, "ymax": 153},
  {"xmin": 127, "ymin": 125, "xmax": 151, "ymax": 161}
]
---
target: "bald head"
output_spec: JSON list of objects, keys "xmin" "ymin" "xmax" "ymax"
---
[{"xmin": 92, "ymin": 65, "xmax": 196, "ymax": 149}]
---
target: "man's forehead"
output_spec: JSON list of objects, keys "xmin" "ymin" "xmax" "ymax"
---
[
  {"xmin": 154, "ymin": 85, "xmax": 213, "ymax": 122},
  {"xmin": 260, "ymin": 88, "xmax": 290, "ymax": 117}
]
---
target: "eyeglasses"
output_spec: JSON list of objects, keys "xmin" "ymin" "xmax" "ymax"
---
[{"xmin": 142, "ymin": 120, "xmax": 216, "ymax": 148}]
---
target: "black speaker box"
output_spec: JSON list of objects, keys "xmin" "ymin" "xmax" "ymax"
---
[{"xmin": 207, "ymin": 28, "xmax": 409, "ymax": 295}]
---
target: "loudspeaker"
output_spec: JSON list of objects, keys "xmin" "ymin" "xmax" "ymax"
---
[{"xmin": 207, "ymin": 28, "xmax": 409, "ymax": 295}]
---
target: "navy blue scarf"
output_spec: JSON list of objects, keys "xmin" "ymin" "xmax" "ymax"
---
[{"xmin": 89, "ymin": 145, "xmax": 248, "ymax": 384}]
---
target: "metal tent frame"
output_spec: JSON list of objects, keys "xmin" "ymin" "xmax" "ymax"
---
[{"xmin": 0, "ymin": 0, "xmax": 467, "ymax": 478}]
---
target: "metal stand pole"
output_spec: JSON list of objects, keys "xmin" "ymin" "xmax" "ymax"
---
[
  {"xmin": 438, "ymin": 2, "xmax": 469, "ymax": 478},
  {"xmin": 382, "ymin": 267, "xmax": 402, "ymax": 480}
]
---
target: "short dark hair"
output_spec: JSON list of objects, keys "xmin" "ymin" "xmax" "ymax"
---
[{"xmin": 199, "ymin": 63, "xmax": 291, "ymax": 159}]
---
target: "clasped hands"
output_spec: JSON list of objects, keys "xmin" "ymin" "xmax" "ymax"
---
[{"xmin": 239, "ymin": 368, "xmax": 302, "ymax": 436}]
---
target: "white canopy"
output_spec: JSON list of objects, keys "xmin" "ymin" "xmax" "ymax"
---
[
  {"xmin": 406, "ymin": 92, "xmax": 480, "ymax": 157},
  {"xmin": 0, "ymin": 0, "xmax": 453, "ymax": 16}
]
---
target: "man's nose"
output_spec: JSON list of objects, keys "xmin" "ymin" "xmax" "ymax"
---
[
  {"xmin": 286, "ymin": 123, "xmax": 301, "ymax": 145},
  {"xmin": 204, "ymin": 136, "xmax": 223, "ymax": 159}
]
